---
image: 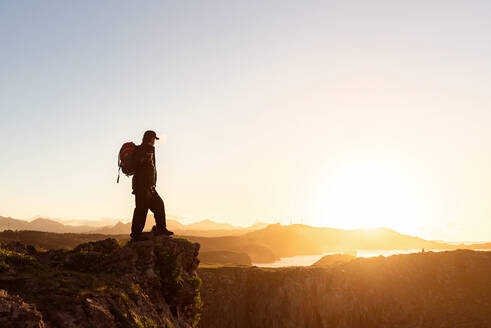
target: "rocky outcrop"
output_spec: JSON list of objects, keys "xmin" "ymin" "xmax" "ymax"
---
[
  {"xmin": 0, "ymin": 235, "xmax": 202, "ymax": 328},
  {"xmin": 0, "ymin": 289, "xmax": 45, "ymax": 328},
  {"xmin": 199, "ymin": 250, "xmax": 491, "ymax": 327}
]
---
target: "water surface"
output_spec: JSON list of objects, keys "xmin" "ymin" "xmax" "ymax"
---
[{"xmin": 252, "ymin": 248, "xmax": 488, "ymax": 267}]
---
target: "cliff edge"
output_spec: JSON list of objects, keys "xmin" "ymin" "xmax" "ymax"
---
[
  {"xmin": 0, "ymin": 235, "xmax": 202, "ymax": 328},
  {"xmin": 199, "ymin": 250, "xmax": 491, "ymax": 328}
]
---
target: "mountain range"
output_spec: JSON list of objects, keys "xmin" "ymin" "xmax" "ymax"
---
[
  {"xmin": 187, "ymin": 223, "xmax": 462, "ymax": 263},
  {"xmin": 0, "ymin": 217, "xmax": 96, "ymax": 234},
  {"xmin": 243, "ymin": 223, "xmax": 450, "ymax": 258},
  {"xmin": 2, "ymin": 216, "xmax": 489, "ymax": 265},
  {"xmin": 0, "ymin": 215, "xmax": 268, "ymax": 237}
]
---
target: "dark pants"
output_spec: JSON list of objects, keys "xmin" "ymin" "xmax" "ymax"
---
[{"xmin": 131, "ymin": 189, "xmax": 166, "ymax": 238}]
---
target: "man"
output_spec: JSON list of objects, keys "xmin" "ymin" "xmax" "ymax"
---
[{"xmin": 130, "ymin": 130, "xmax": 173, "ymax": 241}]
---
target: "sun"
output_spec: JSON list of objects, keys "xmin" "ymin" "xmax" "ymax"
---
[{"xmin": 316, "ymin": 161, "xmax": 425, "ymax": 234}]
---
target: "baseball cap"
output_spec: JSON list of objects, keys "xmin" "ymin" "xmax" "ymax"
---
[{"xmin": 143, "ymin": 130, "xmax": 159, "ymax": 140}]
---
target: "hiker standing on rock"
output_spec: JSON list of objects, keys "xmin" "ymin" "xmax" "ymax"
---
[{"xmin": 127, "ymin": 130, "xmax": 174, "ymax": 241}]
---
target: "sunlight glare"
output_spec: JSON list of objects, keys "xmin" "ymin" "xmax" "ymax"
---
[{"xmin": 317, "ymin": 162, "xmax": 424, "ymax": 234}]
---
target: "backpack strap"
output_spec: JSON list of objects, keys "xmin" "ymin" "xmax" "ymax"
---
[{"xmin": 117, "ymin": 153, "xmax": 121, "ymax": 183}]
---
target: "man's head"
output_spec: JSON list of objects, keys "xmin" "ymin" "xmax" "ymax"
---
[{"xmin": 142, "ymin": 130, "xmax": 159, "ymax": 146}]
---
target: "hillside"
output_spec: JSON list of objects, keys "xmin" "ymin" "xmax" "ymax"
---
[
  {"xmin": 311, "ymin": 253, "xmax": 356, "ymax": 266},
  {"xmin": 189, "ymin": 225, "xmax": 457, "ymax": 263},
  {"xmin": 183, "ymin": 235, "xmax": 278, "ymax": 263},
  {"xmin": 0, "ymin": 231, "xmax": 268, "ymax": 265},
  {"xmin": 2, "ymin": 216, "xmax": 461, "ymax": 262},
  {"xmin": 454, "ymin": 242, "xmax": 491, "ymax": 250},
  {"xmin": 0, "ymin": 235, "xmax": 202, "ymax": 327},
  {"xmin": 243, "ymin": 224, "xmax": 452, "ymax": 258},
  {"xmin": 0, "ymin": 223, "xmax": 465, "ymax": 265},
  {"xmin": 199, "ymin": 250, "xmax": 491, "ymax": 327},
  {"xmin": 0, "ymin": 230, "xmax": 130, "ymax": 251}
]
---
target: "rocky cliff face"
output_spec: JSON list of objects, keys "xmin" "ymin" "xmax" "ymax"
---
[
  {"xmin": 199, "ymin": 250, "xmax": 491, "ymax": 328},
  {"xmin": 0, "ymin": 235, "xmax": 202, "ymax": 328}
]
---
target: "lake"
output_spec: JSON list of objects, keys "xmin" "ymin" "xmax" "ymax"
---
[{"xmin": 251, "ymin": 248, "xmax": 486, "ymax": 267}]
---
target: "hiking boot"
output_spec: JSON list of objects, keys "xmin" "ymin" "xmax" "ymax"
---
[
  {"xmin": 163, "ymin": 229, "xmax": 174, "ymax": 236},
  {"xmin": 153, "ymin": 227, "xmax": 174, "ymax": 236}
]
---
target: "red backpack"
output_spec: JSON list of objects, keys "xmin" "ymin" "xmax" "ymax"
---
[{"xmin": 117, "ymin": 142, "xmax": 138, "ymax": 183}]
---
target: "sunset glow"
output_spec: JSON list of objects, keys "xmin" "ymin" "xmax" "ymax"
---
[{"xmin": 315, "ymin": 161, "xmax": 424, "ymax": 234}]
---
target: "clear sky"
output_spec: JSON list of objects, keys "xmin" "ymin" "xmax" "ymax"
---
[{"xmin": 1, "ymin": 1, "xmax": 491, "ymax": 241}]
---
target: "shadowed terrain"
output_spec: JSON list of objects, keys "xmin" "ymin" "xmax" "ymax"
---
[
  {"xmin": 1, "ymin": 230, "xmax": 490, "ymax": 327},
  {"xmin": 0, "ymin": 235, "xmax": 202, "ymax": 328},
  {"xmin": 199, "ymin": 250, "xmax": 491, "ymax": 328}
]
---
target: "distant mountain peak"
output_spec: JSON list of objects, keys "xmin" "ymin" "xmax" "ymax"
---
[{"xmin": 186, "ymin": 219, "xmax": 237, "ymax": 230}]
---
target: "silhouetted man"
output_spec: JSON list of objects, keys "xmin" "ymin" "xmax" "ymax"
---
[{"xmin": 131, "ymin": 130, "xmax": 173, "ymax": 241}]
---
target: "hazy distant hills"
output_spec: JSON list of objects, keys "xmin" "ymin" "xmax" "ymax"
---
[
  {"xmin": 185, "ymin": 224, "xmax": 462, "ymax": 263},
  {"xmin": 89, "ymin": 216, "xmax": 270, "ymax": 237},
  {"xmin": 0, "ymin": 215, "xmax": 268, "ymax": 237},
  {"xmin": 2, "ymin": 216, "xmax": 488, "ymax": 264},
  {"xmin": 188, "ymin": 224, "xmax": 458, "ymax": 263},
  {"xmin": 0, "ymin": 216, "xmax": 96, "ymax": 234},
  {"xmin": 243, "ymin": 224, "xmax": 451, "ymax": 258},
  {"xmin": 50, "ymin": 217, "xmax": 125, "ymax": 227},
  {"xmin": 457, "ymin": 242, "xmax": 491, "ymax": 249},
  {"xmin": 185, "ymin": 219, "xmax": 236, "ymax": 230}
]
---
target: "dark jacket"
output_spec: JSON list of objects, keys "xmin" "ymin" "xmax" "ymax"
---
[{"xmin": 132, "ymin": 144, "xmax": 157, "ymax": 193}]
